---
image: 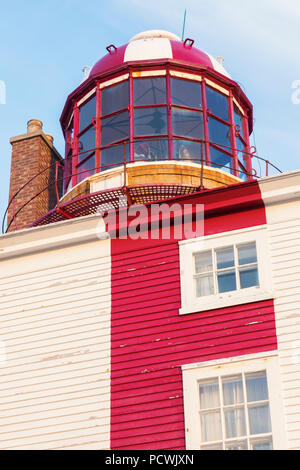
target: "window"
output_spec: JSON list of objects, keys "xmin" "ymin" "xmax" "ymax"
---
[
  {"xmin": 194, "ymin": 242, "xmax": 259, "ymax": 297},
  {"xmin": 206, "ymin": 86, "xmax": 229, "ymax": 122},
  {"xmin": 199, "ymin": 371, "xmax": 272, "ymax": 449},
  {"xmin": 182, "ymin": 353, "xmax": 287, "ymax": 450},
  {"xmin": 179, "ymin": 226, "xmax": 273, "ymax": 314}
]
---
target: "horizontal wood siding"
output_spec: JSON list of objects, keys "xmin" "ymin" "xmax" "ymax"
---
[
  {"xmin": 266, "ymin": 214, "xmax": 300, "ymax": 449},
  {"xmin": 111, "ymin": 183, "xmax": 276, "ymax": 449},
  {"xmin": 0, "ymin": 238, "xmax": 111, "ymax": 450}
]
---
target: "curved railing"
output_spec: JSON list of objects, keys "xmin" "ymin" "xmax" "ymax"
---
[{"xmin": 2, "ymin": 137, "xmax": 282, "ymax": 233}]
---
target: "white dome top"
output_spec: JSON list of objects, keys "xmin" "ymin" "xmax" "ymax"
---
[{"xmin": 129, "ymin": 30, "xmax": 181, "ymax": 43}]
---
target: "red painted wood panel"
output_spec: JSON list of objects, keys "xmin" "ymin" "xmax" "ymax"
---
[{"xmin": 110, "ymin": 181, "xmax": 276, "ymax": 449}]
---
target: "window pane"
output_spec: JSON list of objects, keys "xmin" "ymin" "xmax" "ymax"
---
[
  {"xmin": 201, "ymin": 411, "xmax": 222, "ymax": 442},
  {"xmin": 101, "ymin": 81, "xmax": 129, "ymax": 116},
  {"xmin": 196, "ymin": 275, "xmax": 214, "ymax": 297},
  {"xmin": 134, "ymin": 77, "xmax": 166, "ymax": 105},
  {"xmin": 173, "ymin": 139, "xmax": 205, "ymax": 162},
  {"xmin": 194, "ymin": 251, "xmax": 213, "ymax": 274},
  {"xmin": 101, "ymin": 143, "xmax": 129, "ymax": 171},
  {"xmin": 236, "ymin": 137, "xmax": 247, "ymax": 180},
  {"xmin": 199, "ymin": 380, "xmax": 220, "ymax": 409},
  {"xmin": 239, "ymin": 266, "xmax": 259, "ymax": 289},
  {"xmin": 78, "ymin": 127, "xmax": 96, "ymax": 162},
  {"xmin": 238, "ymin": 242, "xmax": 257, "ymax": 265},
  {"xmin": 216, "ymin": 246, "xmax": 235, "ymax": 269},
  {"xmin": 77, "ymin": 154, "xmax": 95, "ymax": 183},
  {"xmin": 210, "ymin": 146, "xmax": 232, "ymax": 173},
  {"xmin": 134, "ymin": 107, "xmax": 167, "ymax": 136},
  {"xmin": 234, "ymin": 104, "xmax": 244, "ymax": 137},
  {"xmin": 79, "ymin": 95, "xmax": 96, "ymax": 132},
  {"xmin": 246, "ymin": 372, "xmax": 269, "ymax": 402},
  {"xmin": 222, "ymin": 375, "xmax": 244, "ymax": 405},
  {"xmin": 224, "ymin": 407, "xmax": 246, "ymax": 438},
  {"xmin": 134, "ymin": 140, "xmax": 168, "ymax": 160},
  {"xmin": 217, "ymin": 269, "xmax": 236, "ymax": 293},
  {"xmin": 101, "ymin": 111, "xmax": 129, "ymax": 146},
  {"xmin": 248, "ymin": 404, "xmax": 271, "ymax": 435},
  {"xmin": 171, "ymin": 78, "xmax": 202, "ymax": 108},
  {"xmin": 208, "ymin": 117, "xmax": 231, "ymax": 149},
  {"xmin": 206, "ymin": 86, "xmax": 229, "ymax": 122},
  {"xmin": 225, "ymin": 441, "xmax": 247, "ymax": 450},
  {"xmin": 172, "ymin": 108, "xmax": 204, "ymax": 139},
  {"xmin": 251, "ymin": 438, "xmax": 273, "ymax": 450}
]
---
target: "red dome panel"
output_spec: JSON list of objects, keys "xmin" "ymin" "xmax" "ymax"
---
[
  {"xmin": 170, "ymin": 40, "xmax": 213, "ymax": 68},
  {"xmin": 89, "ymin": 43, "xmax": 127, "ymax": 78}
]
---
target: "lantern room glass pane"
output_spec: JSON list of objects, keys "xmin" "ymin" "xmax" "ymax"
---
[
  {"xmin": 134, "ymin": 140, "xmax": 168, "ymax": 161},
  {"xmin": 234, "ymin": 104, "xmax": 244, "ymax": 137},
  {"xmin": 210, "ymin": 146, "xmax": 232, "ymax": 173},
  {"xmin": 101, "ymin": 111, "xmax": 129, "ymax": 146},
  {"xmin": 77, "ymin": 153, "xmax": 95, "ymax": 183},
  {"xmin": 134, "ymin": 77, "xmax": 166, "ymax": 105},
  {"xmin": 171, "ymin": 78, "xmax": 202, "ymax": 108},
  {"xmin": 208, "ymin": 117, "xmax": 231, "ymax": 150},
  {"xmin": 78, "ymin": 126, "xmax": 96, "ymax": 162},
  {"xmin": 134, "ymin": 107, "xmax": 167, "ymax": 136},
  {"xmin": 172, "ymin": 108, "xmax": 204, "ymax": 140},
  {"xmin": 79, "ymin": 95, "xmax": 96, "ymax": 132},
  {"xmin": 173, "ymin": 139, "xmax": 204, "ymax": 161},
  {"xmin": 206, "ymin": 85, "xmax": 229, "ymax": 122},
  {"xmin": 101, "ymin": 81, "xmax": 129, "ymax": 116},
  {"xmin": 101, "ymin": 143, "xmax": 129, "ymax": 171}
]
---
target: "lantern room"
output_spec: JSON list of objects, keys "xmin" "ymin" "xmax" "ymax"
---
[{"xmin": 59, "ymin": 30, "xmax": 253, "ymax": 202}]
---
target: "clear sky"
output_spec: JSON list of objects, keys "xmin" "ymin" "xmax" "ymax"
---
[{"xmin": 0, "ymin": 0, "xmax": 300, "ymax": 228}]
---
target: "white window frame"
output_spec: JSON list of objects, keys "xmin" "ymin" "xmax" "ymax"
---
[
  {"xmin": 182, "ymin": 352, "xmax": 287, "ymax": 450},
  {"xmin": 179, "ymin": 225, "xmax": 274, "ymax": 315}
]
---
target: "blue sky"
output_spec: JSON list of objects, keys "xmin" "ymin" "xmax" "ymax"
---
[{"xmin": 0, "ymin": 0, "xmax": 300, "ymax": 227}]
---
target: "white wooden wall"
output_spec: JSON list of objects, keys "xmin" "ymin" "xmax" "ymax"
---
[
  {"xmin": 260, "ymin": 171, "xmax": 300, "ymax": 449},
  {"xmin": 0, "ymin": 217, "xmax": 111, "ymax": 449}
]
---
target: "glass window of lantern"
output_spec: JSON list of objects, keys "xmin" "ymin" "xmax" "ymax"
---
[
  {"xmin": 77, "ymin": 153, "xmax": 95, "ymax": 183},
  {"xmin": 134, "ymin": 140, "xmax": 168, "ymax": 161},
  {"xmin": 172, "ymin": 108, "xmax": 204, "ymax": 140},
  {"xmin": 134, "ymin": 77, "xmax": 166, "ymax": 105},
  {"xmin": 171, "ymin": 77, "xmax": 202, "ymax": 109},
  {"xmin": 101, "ymin": 143, "xmax": 129, "ymax": 171},
  {"xmin": 79, "ymin": 94, "xmax": 96, "ymax": 133},
  {"xmin": 78, "ymin": 126, "xmax": 96, "ymax": 163},
  {"xmin": 101, "ymin": 111, "xmax": 129, "ymax": 146},
  {"xmin": 101, "ymin": 80, "xmax": 129, "ymax": 116},
  {"xmin": 206, "ymin": 85, "xmax": 229, "ymax": 122},
  {"xmin": 208, "ymin": 117, "xmax": 231, "ymax": 153},
  {"xmin": 236, "ymin": 137, "xmax": 248, "ymax": 180},
  {"xmin": 234, "ymin": 104, "xmax": 244, "ymax": 138},
  {"xmin": 173, "ymin": 139, "xmax": 204, "ymax": 162},
  {"xmin": 210, "ymin": 146, "xmax": 232, "ymax": 173},
  {"xmin": 134, "ymin": 107, "xmax": 168, "ymax": 136}
]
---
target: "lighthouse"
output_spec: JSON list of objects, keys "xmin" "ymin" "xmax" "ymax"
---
[{"xmin": 0, "ymin": 30, "xmax": 299, "ymax": 451}]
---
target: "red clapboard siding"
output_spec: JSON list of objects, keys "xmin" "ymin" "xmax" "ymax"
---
[{"xmin": 110, "ymin": 181, "xmax": 276, "ymax": 450}]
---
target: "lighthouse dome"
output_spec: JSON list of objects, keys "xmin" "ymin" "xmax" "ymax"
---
[{"xmin": 89, "ymin": 30, "xmax": 230, "ymax": 79}]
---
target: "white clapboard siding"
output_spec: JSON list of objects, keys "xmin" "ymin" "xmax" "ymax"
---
[
  {"xmin": 0, "ymin": 218, "xmax": 111, "ymax": 450},
  {"xmin": 261, "ymin": 172, "xmax": 300, "ymax": 449}
]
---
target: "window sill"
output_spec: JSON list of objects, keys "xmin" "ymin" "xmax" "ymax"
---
[{"xmin": 179, "ymin": 287, "xmax": 275, "ymax": 315}]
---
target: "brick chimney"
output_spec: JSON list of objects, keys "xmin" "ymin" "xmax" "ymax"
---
[{"xmin": 7, "ymin": 120, "xmax": 63, "ymax": 232}]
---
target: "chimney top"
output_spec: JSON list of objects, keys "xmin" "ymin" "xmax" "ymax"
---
[{"xmin": 27, "ymin": 119, "xmax": 43, "ymax": 135}]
